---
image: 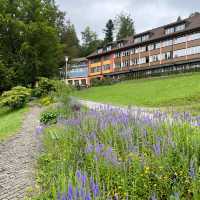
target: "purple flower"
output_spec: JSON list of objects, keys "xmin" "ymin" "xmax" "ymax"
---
[
  {"xmin": 67, "ymin": 184, "xmax": 73, "ymax": 200},
  {"xmin": 76, "ymin": 170, "xmax": 82, "ymax": 180},
  {"xmin": 85, "ymin": 193, "xmax": 91, "ymax": 200},
  {"xmin": 61, "ymin": 193, "xmax": 67, "ymax": 200},
  {"xmin": 81, "ymin": 174, "xmax": 87, "ymax": 186},
  {"xmin": 36, "ymin": 125, "xmax": 44, "ymax": 134}
]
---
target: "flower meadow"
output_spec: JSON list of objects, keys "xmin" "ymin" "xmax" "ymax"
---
[{"xmin": 34, "ymin": 105, "xmax": 200, "ymax": 200}]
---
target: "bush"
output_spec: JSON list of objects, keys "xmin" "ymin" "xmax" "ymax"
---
[
  {"xmin": 51, "ymin": 80, "xmax": 73, "ymax": 104},
  {"xmin": 39, "ymin": 96, "xmax": 54, "ymax": 106},
  {"xmin": 91, "ymin": 77, "xmax": 115, "ymax": 87},
  {"xmin": 40, "ymin": 111, "xmax": 58, "ymax": 125},
  {"xmin": 0, "ymin": 86, "xmax": 32, "ymax": 109},
  {"xmin": 34, "ymin": 77, "xmax": 56, "ymax": 97}
]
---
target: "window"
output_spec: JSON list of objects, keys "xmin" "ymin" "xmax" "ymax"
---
[
  {"xmin": 130, "ymin": 59, "xmax": 138, "ymax": 65},
  {"xmin": 165, "ymin": 27, "xmax": 174, "ymax": 35},
  {"xmin": 174, "ymin": 36, "xmax": 186, "ymax": 44},
  {"xmin": 188, "ymin": 32, "xmax": 200, "ymax": 41},
  {"xmin": 138, "ymin": 57, "xmax": 146, "ymax": 64},
  {"xmin": 134, "ymin": 37, "xmax": 142, "ymax": 44},
  {"xmin": 148, "ymin": 44, "xmax": 155, "ymax": 51},
  {"xmin": 186, "ymin": 46, "xmax": 200, "ymax": 55},
  {"xmin": 173, "ymin": 49, "xmax": 186, "ymax": 58},
  {"xmin": 102, "ymin": 64, "xmax": 110, "ymax": 71},
  {"xmin": 165, "ymin": 24, "xmax": 185, "ymax": 35},
  {"xmin": 90, "ymin": 66, "xmax": 101, "ymax": 73},
  {"xmin": 122, "ymin": 50, "xmax": 130, "ymax": 57},
  {"xmin": 117, "ymin": 42, "xmax": 123, "ymax": 48},
  {"xmin": 175, "ymin": 24, "xmax": 185, "ymax": 32},
  {"xmin": 135, "ymin": 46, "xmax": 146, "ymax": 53},
  {"xmin": 115, "ymin": 52, "xmax": 121, "ymax": 58},
  {"xmin": 149, "ymin": 54, "xmax": 160, "ymax": 62},
  {"xmin": 97, "ymin": 48, "xmax": 103, "ymax": 54},
  {"xmin": 155, "ymin": 42, "xmax": 161, "ymax": 49},
  {"xmin": 142, "ymin": 34, "xmax": 149, "ymax": 42},
  {"xmin": 122, "ymin": 60, "xmax": 130, "ymax": 67},
  {"xmin": 106, "ymin": 45, "xmax": 112, "ymax": 51},
  {"xmin": 162, "ymin": 40, "xmax": 173, "ymax": 47},
  {"xmin": 130, "ymin": 48, "xmax": 135, "ymax": 54}
]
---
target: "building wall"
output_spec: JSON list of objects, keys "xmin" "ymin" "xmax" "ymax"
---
[{"xmin": 88, "ymin": 31, "xmax": 200, "ymax": 79}]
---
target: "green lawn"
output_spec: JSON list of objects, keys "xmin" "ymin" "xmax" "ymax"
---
[
  {"xmin": 0, "ymin": 107, "xmax": 29, "ymax": 141},
  {"xmin": 74, "ymin": 73, "xmax": 200, "ymax": 107}
]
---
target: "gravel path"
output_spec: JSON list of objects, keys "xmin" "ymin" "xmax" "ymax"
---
[{"xmin": 0, "ymin": 106, "xmax": 42, "ymax": 200}]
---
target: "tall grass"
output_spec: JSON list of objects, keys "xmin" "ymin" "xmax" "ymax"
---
[{"xmin": 34, "ymin": 106, "xmax": 200, "ymax": 200}]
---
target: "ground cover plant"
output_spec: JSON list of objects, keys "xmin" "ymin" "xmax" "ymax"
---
[
  {"xmin": 34, "ymin": 104, "xmax": 200, "ymax": 199},
  {"xmin": 73, "ymin": 72, "xmax": 200, "ymax": 108}
]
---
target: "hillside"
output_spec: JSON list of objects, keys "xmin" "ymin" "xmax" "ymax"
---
[{"xmin": 74, "ymin": 73, "xmax": 200, "ymax": 108}]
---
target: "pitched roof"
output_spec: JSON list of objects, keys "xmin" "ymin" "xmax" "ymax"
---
[{"xmin": 87, "ymin": 13, "xmax": 200, "ymax": 59}]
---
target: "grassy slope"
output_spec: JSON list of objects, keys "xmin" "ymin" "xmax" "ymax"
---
[
  {"xmin": 0, "ymin": 107, "xmax": 29, "ymax": 141},
  {"xmin": 74, "ymin": 73, "xmax": 200, "ymax": 107}
]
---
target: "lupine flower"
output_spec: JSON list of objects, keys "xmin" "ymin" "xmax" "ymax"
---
[{"xmin": 68, "ymin": 184, "xmax": 73, "ymax": 200}]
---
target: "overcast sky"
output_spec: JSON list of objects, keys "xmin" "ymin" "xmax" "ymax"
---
[{"xmin": 55, "ymin": 0, "xmax": 199, "ymax": 40}]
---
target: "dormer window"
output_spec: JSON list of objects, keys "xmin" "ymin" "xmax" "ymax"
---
[
  {"xmin": 134, "ymin": 34, "xmax": 149, "ymax": 44},
  {"xmin": 117, "ymin": 42, "xmax": 123, "ymax": 48},
  {"xmin": 165, "ymin": 23, "xmax": 186, "ymax": 35},
  {"xmin": 106, "ymin": 45, "xmax": 112, "ymax": 51},
  {"xmin": 97, "ymin": 48, "xmax": 103, "ymax": 54},
  {"xmin": 165, "ymin": 27, "xmax": 174, "ymax": 35},
  {"xmin": 142, "ymin": 34, "xmax": 149, "ymax": 42},
  {"xmin": 175, "ymin": 24, "xmax": 185, "ymax": 32}
]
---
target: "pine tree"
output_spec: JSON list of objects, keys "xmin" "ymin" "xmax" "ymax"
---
[{"xmin": 104, "ymin": 19, "xmax": 114, "ymax": 44}]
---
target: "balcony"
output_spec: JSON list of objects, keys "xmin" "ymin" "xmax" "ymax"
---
[{"xmin": 67, "ymin": 68, "xmax": 88, "ymax": 78}]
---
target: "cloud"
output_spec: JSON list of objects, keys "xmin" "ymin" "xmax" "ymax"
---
[{"xmin": 56, "ymin": 0, "xmax": 200, "ymax": 39}]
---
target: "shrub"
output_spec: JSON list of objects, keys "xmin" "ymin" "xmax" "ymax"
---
[
  {"xmin": 40, "ymin": 111, "xmax": 58, "ymax": 125},
  {"xmin": 35, "ymin": 77, "xmax": 56, "ymax": 97},
  {"xmin": 0, "ymin": 86, "xmax": 32, "ymax": 109},
  {"xmin": 51, "ymin": 80, "xmax": 73, "ymax": 104},
  {"xmin": 91, "ymin": 77, "xmax": 116, "ymax": 87},
  {"xmin": 39, "ymin": 96, "xmax": 54, "ymax": 106}
]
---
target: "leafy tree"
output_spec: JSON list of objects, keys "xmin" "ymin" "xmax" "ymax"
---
[
  {"xmin": 115, "ymin": 13, "xmax": 135, "ymax": 40},
  {"xmin": 81, "ymin": 26, "xmax": 103, "ymax": 56},
  {"xmin": 103, "ymin": 19, "xmax": 114, "ymax": 44},
  {"xmin": 0, "ymin": 0, "xmax": 64, "ymax": 88}
]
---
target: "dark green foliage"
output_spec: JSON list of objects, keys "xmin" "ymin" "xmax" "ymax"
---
[
  {"xmin": 91, "ymin": 77, "xmax": 116, "ymax": 87},
  {"xmin": 0, "ymin": 0, "xmax": 64, "ymax": 89},
  {"xmin": 0, "ymin": 62, "xmax": 14, "ymax": 93},
  {"xmin": 36, "ymin": 77, "xmax": 56, "ymax": 97},
  {"xmin": 115, "ymin": 13, "xmax": 135, "ymax": 40},
  {"xmin": 0, "ymin": 86, "xmax": 32, "ymax": 109},
  {"xmin": 104, "ymin": 19, "xmax": 114, "ymax": 44},
  {"xmin": 61, "ymin": 21, "xmax": 81, "ymax": 59},
  {"xmin": 81, "ymin": 26, "xmax": 103, "ymax": 57},
  {"xmin": 40, "ymin": 111, "xmax": 57, "ymax": 125}
]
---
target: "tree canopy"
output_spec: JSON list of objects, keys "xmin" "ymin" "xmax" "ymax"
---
[{"xmin": 115, "ymin": 13, "xmax": 135, "ymax": 40}]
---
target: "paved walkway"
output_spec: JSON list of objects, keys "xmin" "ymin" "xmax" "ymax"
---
[{"xmin": 0, "ymin": 106, "xmax": 42, "ymax": 200}]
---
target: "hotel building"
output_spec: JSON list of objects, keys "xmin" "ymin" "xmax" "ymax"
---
[
  {"xmin": 65, "ymin": 57, "xmax": 89, "ymax": 86},
  {"xmin": 87, "ymin": 13, "xmax": 200, "ymax": 80}
]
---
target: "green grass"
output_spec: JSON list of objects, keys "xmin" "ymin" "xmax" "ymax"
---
[
  {"xmin": 0, "ymin": 107, "xmax": 29, "ymax": 141},
  {"xmin": 74, "ymin": 73, "xmax": 200, "ymax": 107}
]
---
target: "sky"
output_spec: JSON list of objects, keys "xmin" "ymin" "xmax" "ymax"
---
[{"xmin": 55, "ymin": 0, "xmax": 199, "ymax": 40}]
